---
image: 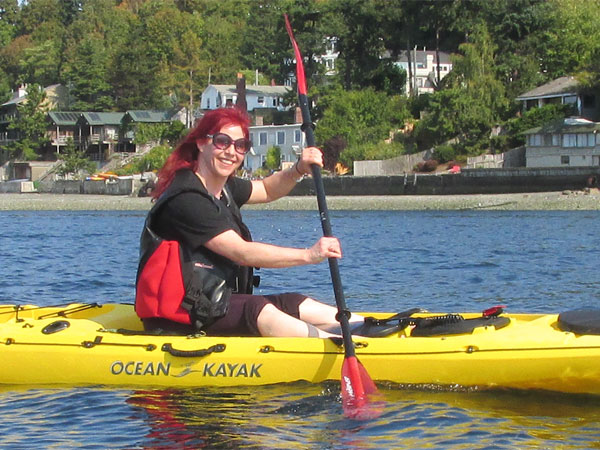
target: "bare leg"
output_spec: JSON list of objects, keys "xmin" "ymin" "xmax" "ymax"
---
[
  {"xmin": 257, "ymin": 304, "xmax": 339, "ymax": 337},
  {"xmin": 298, "ymin": 297, "xmax": 364, "ymax": 327}
]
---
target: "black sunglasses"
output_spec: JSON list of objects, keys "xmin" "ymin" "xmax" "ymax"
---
[{"xmin": 207, "ymin": 133, "xmax": 252, "ymax": 155}]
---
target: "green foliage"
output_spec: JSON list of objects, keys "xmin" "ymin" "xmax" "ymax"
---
[
  {"xmin": 117, "ymin": 144, "xmax": 172, "ymax": 175},
  {"xmin": 56, "ymin": 137, "xmax": 96, "ymax": 178},
  {"xmin": 316, "ymin": 87, "xmax": 409, "ymax": 148},
  {"xmin": 133, "ymin": 123, "xmax": 170, "ymax": 145},
  {"xmin": 6, "ymin": 84, "xmax": 50, "ymax": 160},
  {"xmin": 265, "ymin": 146, "xmax": 281, "ymax": 170},
  {"xmin": 339, "ymin": 141, "xmax": 404, "ymax": 170},
  {"xmin": 434, "ymin": 144, "xmax": 456, "ymax": 164},
  {"xmin": 1, "ymin": 0, "xmax": 600, "ymax": 168},
  {"xmin": 63, "ymin": 34, "xmax": 114, "ymax": 111},
  {"xmin": 163, "ymin": 120, "xmax": 187, "ymax": 146},
  {"xmin": 499, "ymin": 103, "xmax": 575, "ymax": 151}
]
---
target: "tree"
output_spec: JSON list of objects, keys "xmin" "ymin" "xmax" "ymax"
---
[
  {"xmin": 534, "ymin": 0, "xmax": 600, "ymax": 80},
  {"xmin": 56, "ymin": 137, "xmax": 95, "ymax": 178},
  {"xmin": 63, "ymin": 34, "xmax": 114, "ymax": 110},
  {"xmin": 265, "ymin": 146, "xmax": 281, "ymax": 170},
  {"xmin": 6, "ymin": 84, "xmax": 50, "ymax": 160},
  {"xmin": 315, "ymin": 87, "xmax": 404, "ymax": 148},
  {"xmin": 0, "ymin": 0, "xmax": 19, "ymax": 47}
]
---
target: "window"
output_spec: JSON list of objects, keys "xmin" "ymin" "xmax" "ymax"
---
[
  {"xmin": 589, "ymin": 133, "xmax": 596, "ymax": 146},
  {"xmin": 259, "ymin": 132, "xmax": 267, "ymax": 146},
  {"xmin": 552, "ymin": 134, "xmax": 560, "ymax": 146},
  {"xmin": 257, "ymin": 96, "xmax": 264, "ymax": 104},
  {"xmin": 294, "ymin": 129, "xmax": 302, "ymax": 143},
  {"xmin": 563, "ymin": 134, "xmax": 577, "ymax": 147},
  {"xmin": 529, "ymin": 134, "xmax": 542, "ymax": 146},
  {"xmin": 277, "ymin": 131, "xmax": 285, "ymax": 145},
  {"xmin": 577, "ymin": 134, "xmax": 587, "ymax": 147},
  {"xmin": 561, "ymin": 155, "xmax": 570, "ymax": 165},
  {"xmin": 272, "ymin": 98, "xmax": 277, "ymax": 107},
  {"xmin": 207, "ymin": 98, "xmax": 210, "ymax": 109}
]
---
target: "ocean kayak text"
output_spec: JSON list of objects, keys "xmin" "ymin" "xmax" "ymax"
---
[{"xmin": 109, "ymin": 361, "xmax": 262, "ymax": 378}]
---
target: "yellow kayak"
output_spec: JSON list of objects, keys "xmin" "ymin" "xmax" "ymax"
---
[{"xmin": 1, "ymin": 303, "xmax": 600, "ymax": 394}]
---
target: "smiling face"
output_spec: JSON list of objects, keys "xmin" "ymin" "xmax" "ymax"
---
[{"xmin": 196, "ymin": 123, "xmax": 246, "ymax": 181}]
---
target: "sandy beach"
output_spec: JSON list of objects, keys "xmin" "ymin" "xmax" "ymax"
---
[{"xmin": 1, "ymin": 190, "xmax": 599, "ymax": 211}]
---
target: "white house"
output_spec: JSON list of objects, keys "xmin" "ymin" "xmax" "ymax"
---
[
  {"xmin": 246, "ymin": 123, "xmax": 304, "ymax": 172},
  {"xmin": 200, "ymin": 84, "xmax": 291, "ymax": 112},
  {"xmin": 394, "ymin": 49, "xmax": 453, "ymax": 96},
  {"xmin": 524, "ymin": 117, "xmax": 600, "ymax": 167}
]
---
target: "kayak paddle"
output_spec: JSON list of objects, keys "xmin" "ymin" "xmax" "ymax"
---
[{"xmin": 284, "ymin": 14, "xmax": 381, "ymax": 419}]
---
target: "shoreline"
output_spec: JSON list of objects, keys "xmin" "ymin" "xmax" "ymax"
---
[{"xmin": 1, "ymin": 190, "xmax": 599, "ymax": 211}]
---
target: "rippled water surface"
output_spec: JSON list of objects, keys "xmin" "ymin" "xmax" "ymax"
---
[{"xmin": 1, "ymin": 209, "xmax": 600, "ymax": 449}]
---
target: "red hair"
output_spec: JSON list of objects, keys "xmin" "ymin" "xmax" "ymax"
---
[{"xmin": 152, "ymin": 108, "xmax": 251, "ymax": 199}]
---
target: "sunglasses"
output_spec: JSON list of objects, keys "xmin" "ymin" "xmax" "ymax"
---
[{"xmin": 207, "ymin": 133, "xmax": 252, "ymax": 155}]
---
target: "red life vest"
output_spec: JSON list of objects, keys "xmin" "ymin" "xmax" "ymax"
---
[{"xmin": 135, "ymin": 171, "xmax": 256, "ymax": 328}]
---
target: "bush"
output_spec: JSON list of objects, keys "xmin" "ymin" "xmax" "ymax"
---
[
  {"xmin": 117, "ymin": 145, "xmax": 172, "ymax": 175},
  {"xmin": 339, "ymin": 141, "xmax": 404, "ymax": 170},
  {"xmin": 415, "ymin": 159, "xmax": 439, "ymax": 172},
  {"xmin": 434, "ymin": 144, "xmax": 456, "ymax": 163}
]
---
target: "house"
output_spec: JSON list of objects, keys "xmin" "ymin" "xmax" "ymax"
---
[
  {"xmin": 0, "ymin": 84, "xmax": 70, "ymax": 157},
  {"xmin": 46, "ymin": 111, "xmax": 82, "ymax": 156},
  {"xmin": 393, "ymin": 49, "xmax": 453, "ymax": 95},
  {"xmin": 246, "ymin": 123, "xmax": 304, "ymax": 172},
  {"xmin": 121, "ymin": 109, "xmax": 187, "ymax": 152},
  {"xmin": 76, "ymin": 112, "xmax": 125, "ymax": 161},
  {"xmin": 516, "ymin": 76, "xmax": 599, "ymax": 121},
  {"xmin": 200, "ymin": 84, "xmax": 291, "ymax": 112},
  {"xmin": 523, "ymin": 117, "xmax": 600, "ymax": 167}
]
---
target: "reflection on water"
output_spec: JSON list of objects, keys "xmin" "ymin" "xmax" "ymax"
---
[
  {"xmin": 1, "ymin": 383, "xmax": 600, "ymax": 449},
  {"xmin": 1, "ymin": 210, "xmax": 600, "ymax": 448},
  {"xmin": 125, "ymin": 386, "xmax": 600, "ymax": 450}
]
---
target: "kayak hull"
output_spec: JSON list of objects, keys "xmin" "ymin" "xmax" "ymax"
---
[{"xmin": 1, "ymin": 303, "xmax": 600, "ymax": 394}]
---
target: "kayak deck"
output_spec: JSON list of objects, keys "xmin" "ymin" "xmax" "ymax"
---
[{"xmin": 1, "ymin": 303, "xmax": 600, "ymax": 395}]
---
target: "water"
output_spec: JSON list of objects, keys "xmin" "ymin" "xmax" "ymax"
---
[{"xmin": 1, "ymin": 209, "xmax": 600, "ymax": 449}]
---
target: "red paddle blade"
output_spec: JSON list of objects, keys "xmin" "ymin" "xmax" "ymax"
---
[{"xmin": 341, "ymin": 356, "xmax": 382, "ymax": 419}]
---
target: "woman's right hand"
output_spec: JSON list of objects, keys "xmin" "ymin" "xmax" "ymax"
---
[{"xmin": 307, "ymin": 237, "xmax": 342, "ymax": 264}]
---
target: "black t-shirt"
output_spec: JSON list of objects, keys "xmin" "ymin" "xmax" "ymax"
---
[{"xmin": 153, "ymin": 171, "xmax": 253, "ymax": 256}]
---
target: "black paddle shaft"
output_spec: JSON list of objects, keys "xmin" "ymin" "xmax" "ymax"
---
[{"xmin": 298, "ymin": 93, "xmax": 356, "ymax": 357}]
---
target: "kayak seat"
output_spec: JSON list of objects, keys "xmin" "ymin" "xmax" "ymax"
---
[
  {"xmin": 409, "ymin": 315, "xmax": 510, "ymax": 337},
  {"xmin": 321, "ymin": 308, "xmax": 511, "ymax": 338},
  {"xmin": 558, "ymin": 309, "xmax": 600, "ymax": 335}
]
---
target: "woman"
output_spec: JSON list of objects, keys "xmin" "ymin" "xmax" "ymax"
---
[{"xmin": 135, "ymin": 107, "xmax": 364, "ymax": 337}]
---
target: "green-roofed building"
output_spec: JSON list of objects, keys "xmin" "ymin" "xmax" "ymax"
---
[
  {"xmin": 46, "ymin": 112, "xmax": 82, "ymax": 156},
  {"xmin": 121, "ymin": 108, "xmax": 187, "ymax": 153},
  {"xmin": 76, "ymin": 112, "xmax": 125, "ymax": 161}
]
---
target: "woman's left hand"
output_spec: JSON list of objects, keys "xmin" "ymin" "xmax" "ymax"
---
[{"xmin": 296, "ymin": 146, "xmax": 323, "ymax": 175}]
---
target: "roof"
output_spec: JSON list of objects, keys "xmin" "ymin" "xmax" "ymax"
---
[
  {"xmin": 125, "ymin": 110, "xmax": 173, "ymax": 123},
  {"xmin": 79, "ymin": 112, "xmax": 124, "ymax": 125},
  {"xmin": 524, "ymin": 117, "xmax": 600, "ymax": 134},
  {"xmin": 394, "ymin": 50, "xmax": 452, "ymax": 65},
  {"xmin": 208, "ymin": 84, "xmax": 290, "ymax": 96},
  {"xmin": 517, "ymin": 76, "xmax": 580, "ymax": 101},
  {"xmin": 2, "ymin": 84, "xmax": 66, "ymax": 107},
  {"xmin": 47, "ymin": 111, "xmax": 82, "ymax": 126}
]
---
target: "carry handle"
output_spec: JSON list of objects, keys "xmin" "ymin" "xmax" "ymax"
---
[{"xmin": 161, "ymin": 343, "xmax": 225, "ymax": 358}]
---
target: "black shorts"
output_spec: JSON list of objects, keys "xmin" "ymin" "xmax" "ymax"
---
[
  {"xmin": 142, "ymin": 292, "xmax": 307, "ymax": 336},
  {"xmin": 206, "ymin": 292, "xmax": 306, "ymax": 336}
]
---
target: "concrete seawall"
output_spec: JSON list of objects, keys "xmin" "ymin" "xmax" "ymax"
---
[
  {"xmin": 1, "ymin": 167, "xmax": 599, "ymax": 196},
  {"xmin": 290, "ymin": 167, "xmax": 600, "ymax": 196}
]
